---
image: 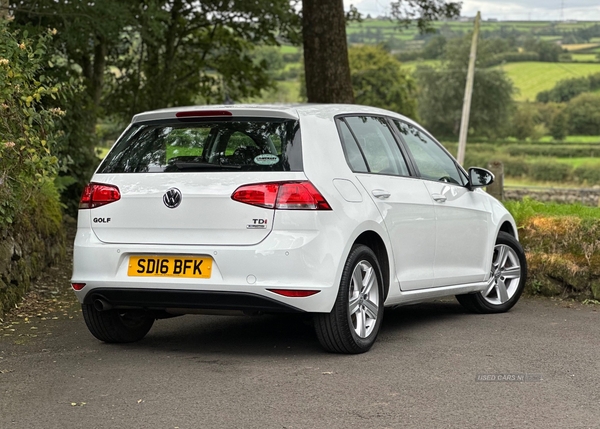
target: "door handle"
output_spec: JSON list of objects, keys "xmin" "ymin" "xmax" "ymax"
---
[
  {"xmin": 372, "ymin": 189, "xmax": 391, "ymax": 199},
  {"xmin": 431, "ymin": 193, "xmax": 447, "ymax": 203}
]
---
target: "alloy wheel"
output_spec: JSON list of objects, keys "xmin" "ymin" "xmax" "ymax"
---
[
  {"xmin": 348, "ymin": 260, "xmax": 380, "ymax": 338},
  {"xmin": 481, "ymin": 244, "xmax": 522, "ymax": 305}
]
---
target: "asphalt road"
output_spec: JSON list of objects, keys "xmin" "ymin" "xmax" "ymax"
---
[{"xmin": 1, "ymin": 296, "xmax": 599, "ymax": 429}]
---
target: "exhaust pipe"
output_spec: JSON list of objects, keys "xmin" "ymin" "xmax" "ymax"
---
[{"xmin": 93, "ymin": 298, "xmax": 113, "ymax": 312}]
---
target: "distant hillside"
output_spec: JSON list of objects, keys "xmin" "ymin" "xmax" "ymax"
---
[
  {"xmin": 400, "ymin": 60, "xmax": 600, "ymax": 101},
  {"xmin": 498, "ymin": 62, "xmax": 600, "ymax": 101},
  {"xmin": 346, "ymin": 19, "xmax": 600, "ymax": 39},
  {"xmin": 346, "ymin": 19, "xmax": 600, "ymax": 52},
  {"xmin": 271, "ymin": 19, "xmax": 600, "ymax": 104}
]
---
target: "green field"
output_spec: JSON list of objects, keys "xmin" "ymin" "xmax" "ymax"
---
[
  {"xmin": 245, "ymin": 79, "xmax": 301, "ymax": 104},
  {"xmin": 497, "ymin": 62, "xmax": 600, "ymax": 101},
  {"xmin": 539, "ymin": 36, "xmax": 563, "ymax": 41},
  {"xmin": 556, "ymin": 157, "xmax": 600, "ymax": 168},
  {"xmin": 400, "ymin": 59, "xmax": 440, "ymax": 72},
  {"xmin": 399, "ymin": 60, "xmax": 600, "ymax": 101},
  {"xmin": 280, "ymin": 45, "xmax": 300, "ymax": 54},
  {"xmin": 538, "ymin": 135, "xmax": 600, "ymax": 143},
  {"xmin": 571, "ymin": 53, "xmax": 600, "ymax": 62},
  {"xmin": 503, "ymin": 177, "xmax": 579, "ymax": 188}
]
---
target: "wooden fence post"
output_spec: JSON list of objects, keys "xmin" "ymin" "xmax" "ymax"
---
[{"xmin": 487, "ymin": 161, "xmax": 504, "ymax": 201}]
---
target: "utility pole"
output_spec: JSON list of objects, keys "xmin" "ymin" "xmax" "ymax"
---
[{"xmin": 456, "ymin": 11, "xmax": 481, "ymax": 166}]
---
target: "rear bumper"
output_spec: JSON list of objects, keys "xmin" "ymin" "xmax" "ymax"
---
[
  {"xmin": 71, "ymin": 218, "xmax": 346, "ymax": 313},
  {"xmin": 84, "ymin": 288, "xmax": 303, "ymax": 313}
]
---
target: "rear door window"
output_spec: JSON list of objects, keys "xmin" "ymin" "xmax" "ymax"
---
[
  {"xmin": 340, "ymin": 116, "xmax": 410, "ymax": 176},
  {"xmin": 98, "ymin": 119, "xmax": 302, "ymax": 173}
]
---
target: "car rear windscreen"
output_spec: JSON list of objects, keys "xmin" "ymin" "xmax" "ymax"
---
[{"xmin": 97, "ymin": 118, "xmax": 302, "ymax": 173}]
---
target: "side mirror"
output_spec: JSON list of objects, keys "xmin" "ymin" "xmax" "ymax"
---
[{"xmin": 468, "ymin": 167, "xmax": 494, "ymax": 189}]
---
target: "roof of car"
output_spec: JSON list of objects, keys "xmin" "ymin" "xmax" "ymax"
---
[{"xmin": 131, "ymin": 103, "xmax": 415, "ymax": 125}]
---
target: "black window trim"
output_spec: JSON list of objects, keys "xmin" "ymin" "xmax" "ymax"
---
[{"xmin": 382, "ymin": 116, "xmax": 419, "ymax": 177}]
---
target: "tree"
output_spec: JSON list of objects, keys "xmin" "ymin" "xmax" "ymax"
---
[
  {"xmin": 537, "ymin": 41, "xmax": 564, "ymax": 62},
  {"xmin": 11, "ymin": 0, "xmax": 132, "ymax": 212},
  {"xmin": 105, "ymin": 0, "xmax": 300, "ymax": 120},
  {"xmin": 416, "ymin": 66, "xmax": 514, "ymax": 138},
  {"xmin": 423, "ymin": 35, "xmax": 447, "ymax": 59},
  {"xmin": 536, "ymin": 73, "xmax": 600, "ymax": 103},
  {"xmin": 11, "ymin": 0, "xmax": 301, "ymax": 213},
  {"xmin": 537, "ymin": 102, "xmax": 568, "ymax": 141},
  {"xmin": 302, "ymin": 0, "xmax": 354, "ymax": 104},
  {"xmin": 390, "ymin": 0, "xmax": 461, "ymax": 33},
  {"xmin": 565, "ymin": 93, "xmax": 600, "ymax": 135},
  {"xmin": 511, "ymin": 103, "xmax": 538, "ymax": 141},
  {"xmin": 13, "ymin": 0, "xmax": 134, "ymax": 126},
  {"xmin": 349, "ymin": 45, "xmax": 417, "ymax": 118},
  {"xmin": 252, "ymin": 46, "xmax": 285, "ymax": 80},
  {"xmin": 13, "ymin": 0, "xmax": 300, "ymax": 119},
  {"xmin": 302, "ymin": 0, "xmax": 460, "ymax": 103},
  {"xmin": 415, "ymin": 34, "xmax": 514, "ymax": 138},
  {"xmin": 550, "ymin": 110, "xmax": 568, "ymax": 141},
  {"xmin": 1, "ymin": 0, "xmax": 8, "ymax": 19},
  {"xmin": 0, "ymin": 20, "xmax": 79, "ymax": 225},
  {"xmin": 523, "ymin": 37, "xmax": 564, "ymax": 62}
]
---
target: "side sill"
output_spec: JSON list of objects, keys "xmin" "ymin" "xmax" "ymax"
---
[{"xmin": 385, "ymin": 281, "xmax": 488, "ymax": 307}]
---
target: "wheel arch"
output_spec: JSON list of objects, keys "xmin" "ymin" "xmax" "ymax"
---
[
  {"xmin": 499, "ymin": 221, "xmax": 516, "ymax": 238},
  {"xmin": 353, "ymin": 230, "xmax": 391, "ymax": 300}
]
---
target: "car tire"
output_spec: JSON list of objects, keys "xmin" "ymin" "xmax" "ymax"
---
[
  {"xmin": 456, "ymin": 231, "xmax": 527, "ymax": 314},
  {"xmin": 82, "ymin": 304, "xmax": 154, "ymax": 343},
  {"xmin": 314, "ymin": 244, "xmax": 385, "ymax": 354}
]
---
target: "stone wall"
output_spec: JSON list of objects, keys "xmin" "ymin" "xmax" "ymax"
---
[
  {"xmin": 0, "ymin": 226, "xmax": 64, "ymax": 319},
  {"xmin": 505, "ymin": 187, "xmax": 600, "ymax": 207}
]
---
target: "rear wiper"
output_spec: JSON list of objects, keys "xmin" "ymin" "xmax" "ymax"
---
[{"xmin": 172, "ymin": 161, "xmax": 241, "ymax": 170}]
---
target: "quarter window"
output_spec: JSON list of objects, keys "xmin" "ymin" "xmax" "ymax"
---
[{"xmin": 338, "ymin": 120, "xmax": 368, "ymax": 173}]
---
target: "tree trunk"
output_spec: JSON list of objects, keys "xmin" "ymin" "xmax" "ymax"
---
[
  {"xmin": 91, "ymin": 38, "xmax": 106, "ymax": 108},
  {"xmin": 0, "ymin": 0, "xmax": 9, "ymax": 19},
  {"xmin": 302, "ymin": 0, "xmax": 354, "ymax": 104},
  {"xmin": 76, "ymin": 37, "xmax": 106, "ymax": 134}
]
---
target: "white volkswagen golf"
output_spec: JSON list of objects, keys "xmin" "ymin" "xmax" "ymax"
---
[{"xmin": 71, "ymin": 104, "xmax": 527, "ymax": 353}]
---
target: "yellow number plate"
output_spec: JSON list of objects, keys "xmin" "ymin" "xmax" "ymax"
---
[{"xmin": 128, "ymin": 256, "xmax": 212, "ymax": 278}]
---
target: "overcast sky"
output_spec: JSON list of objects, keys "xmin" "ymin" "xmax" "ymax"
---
[{"xmin": 345, "ymin": 0, "xmax": 600, "ymax": 21}]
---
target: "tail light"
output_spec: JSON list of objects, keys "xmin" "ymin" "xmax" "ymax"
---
[
  {"xmin": 232, "ymin": 181, "xmax": 331, "ymax": 210},
  {"xmin": 79, "ymin": 183, "xmax": 121, "ymax": 209}
]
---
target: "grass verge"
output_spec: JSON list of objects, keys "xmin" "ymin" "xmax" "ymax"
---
[{"xmin": 504, "ymin": 198, "xmax": 600, "ymax": 300}]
